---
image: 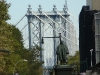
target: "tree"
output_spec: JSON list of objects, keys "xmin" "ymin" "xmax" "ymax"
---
[
  {"xmin": 0, "ymin": 0, "xmax": 10, "ymax": 24},
  {"xmin": 0, "ymin": 13, "xmax": 25, "ymax": 75},
  {"xmin": 68, "ymin": 51, "xmax": 80, "ymax": 72},
  {"xmin": 0, "ymin": 23, "xmax": 26, "ymax": 75},
  {"xmin": 25, "ymin": 46, "xmax": 43, "ymax": 75},
  {"xmin": 0, "ymin": 1, "xmax": 43, "ymax": 75}
]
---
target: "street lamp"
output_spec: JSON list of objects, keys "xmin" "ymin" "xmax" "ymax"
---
[
  {"xmin": 90, "ymin": 49, "xmax": 93, "ymax": 67},
  {"xmin": 13, "ymin": 59, "xmax": 27, "ymax": 75}
]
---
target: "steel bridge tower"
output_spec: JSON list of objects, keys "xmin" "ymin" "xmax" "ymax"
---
[{"xmin": 26, "ymin": 0, "xmax": 78, "ymax": 74}]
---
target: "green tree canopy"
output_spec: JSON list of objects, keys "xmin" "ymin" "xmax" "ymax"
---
[
  {"xmin": 0, "ymin": 1, "xmax": 43, "ymax": 75},
  {"xmin": 68, "ymin": 51, "xmax": 80, "ymax": 73},
  {"xmin": 25, "ymin": 46, "xmax": 43, "ymax": 75},
  {"xmin": 0, "ymin": 0, "xmax": 10, "ymax": 23}
]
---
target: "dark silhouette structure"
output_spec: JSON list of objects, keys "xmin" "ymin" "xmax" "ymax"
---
[
  {"xmin": 56, "ymin": 41, "xmax": 69, "ymax": 65},
  {"xmin": 79, "ymin": 6, "xmax": 98, "ymax": 72}
]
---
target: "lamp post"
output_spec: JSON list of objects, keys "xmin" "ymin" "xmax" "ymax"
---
[
  {"xmin": 41, "ymin": 33, "xmax": 61, "ymax": 65},
  {"xmin": 90, "ymin": 49, "xmax": 93, "ymax": 67},
  {"xmin": 13, "ymin": 59, "xmax": 27, "ymax": 75}
]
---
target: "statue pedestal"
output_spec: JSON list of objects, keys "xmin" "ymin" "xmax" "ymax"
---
[{"xmin": 54, "ymin": 65, "xmax": 73, "ymax": 75}]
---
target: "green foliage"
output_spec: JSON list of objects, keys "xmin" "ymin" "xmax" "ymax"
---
[
  {"xmin": 68, "ymin": 51, "xmax": 80, "ymax": 64},
  {"xmin": 0, "ymin": 0, "xmax": 10, "ymax": 23},
  {"xmin": 0, "ymin": 1, "xmax": 43, "ymax": 75},
  {"xmin": 0, "ymin": 23, "xmax": 24, "ymax": 53},
  {"xmin": 68, "ymin": 51, "xmax": 80, "ymax": 72},
  {"xmin": 0, "ymin": 18, "xmax": 43, "ymax": 75},
  {"xmin": 0, "ymin": 22, "xmax": 25, "ymax": 75},
  {"xmin": 0, "ymin": 23, "xmax": 43, "ymax": 75},
  {"xmin": 25, "ymin": 46, "xmax": 43, "ymax": 75}
]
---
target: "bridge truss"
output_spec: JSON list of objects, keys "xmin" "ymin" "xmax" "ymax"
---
[{"xmin": 15, "ymin": 3, "xmax": 79, "ymax": 75}]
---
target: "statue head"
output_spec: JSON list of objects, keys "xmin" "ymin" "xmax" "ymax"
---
[{"xmin": 60, "ymin": 41, "xmax": 64, "ymax": 44}]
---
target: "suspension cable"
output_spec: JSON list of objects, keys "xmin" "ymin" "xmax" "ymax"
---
[
  {"xmin": 56, "ymin": 11, "xmax": 79, "ymax": 29},
  {"xmin": 31, "ymin": 12, "xmax": 78, "ymax": 46},
  {"xmin": 67, "ymin": 11, "xmax": 79, "ymax": 22},
  {"xmin": 43, "ymin": 23, "xmax": 53, "ymax": 32},
  {"xmin": 21, "ymin": 24, "xmax": 28, "ymax": 32},
  {"xmin": 15, "ymin": 14, "xmax": 26, "ymax": 27},
  {"xmin": 23, "ymin": 37, "xmax": 29, "ymax": 42},
  {"xmin": 42, "ymin": 12, "xmax": 77, "ymax": 39}
]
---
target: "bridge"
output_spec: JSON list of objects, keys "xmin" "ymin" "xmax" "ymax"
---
[{"xmin": 14, "ymin": 0, "xmax": 79, "ymax": 75}]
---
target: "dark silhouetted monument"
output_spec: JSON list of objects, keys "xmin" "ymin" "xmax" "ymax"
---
[
  {"xmin": 54, "ymin": 41, "xmax": 73, "ymax": 75},
  {"xmin": 56, "ymin": 41, "xmax": 69, "ymax": 65}
]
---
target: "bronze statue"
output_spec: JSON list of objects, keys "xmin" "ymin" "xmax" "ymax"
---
[{"xmin": 56, "ymin": 41, "xmax": 69, "ymax": 65}]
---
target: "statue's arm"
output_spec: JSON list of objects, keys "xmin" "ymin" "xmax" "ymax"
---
[
  {"xmin": 66, "ymin": 51, "xmax": 69, "ymax": 54},
  {"xmin": 65, "ymin": 45, "xmax": 69, "ymax": 54},
  {"xmin": 66, "ymin": 48, "xmax": 69, "ymax": 54}
]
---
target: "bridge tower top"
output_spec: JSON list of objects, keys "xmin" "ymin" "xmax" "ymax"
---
[{"xmin": 65, "ymin": 0, "xmax": 68, "ymax": 11}]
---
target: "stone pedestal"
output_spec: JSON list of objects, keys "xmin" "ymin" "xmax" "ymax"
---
[
  {"xmin": 54, "ymin": 65, "xmax": 73, "ymax": 75},
  {"xmin": 86, "ymin": 70, "xmax": 92, "ymax": 75}
]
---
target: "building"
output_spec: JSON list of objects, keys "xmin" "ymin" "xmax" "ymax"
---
[
  {"xmin": 79, "ymin": 0, "xmax": 100, "ymax": 73},
  {"xmin": 86, "ymin": 0, "xmax": 100, "ymax": 10},
  {"xmin": 79, "ymin": 6, "xmax": 98, "ymax": 73},
  {"xmin": 94, "ymin": 12, "xmax": 100, "ymax": 64}
]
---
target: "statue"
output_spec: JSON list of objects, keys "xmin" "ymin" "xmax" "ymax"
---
[{"xmin": 56, "ymin": 41, "xmax": 69, "ymax": 65}]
